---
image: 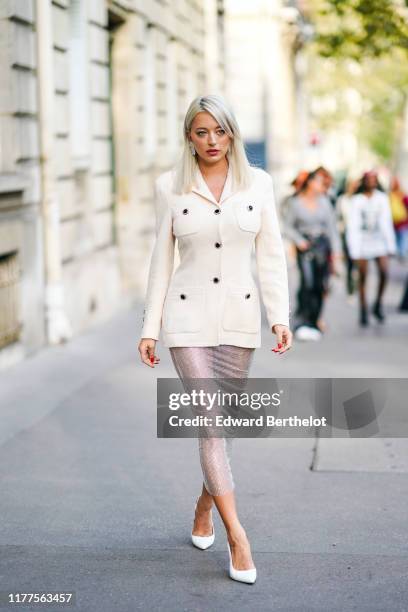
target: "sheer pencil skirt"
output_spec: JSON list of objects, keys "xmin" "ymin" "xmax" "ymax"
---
[{"xmin": 169, "ymin": 345, "xmax": 255, "ymax": 496}]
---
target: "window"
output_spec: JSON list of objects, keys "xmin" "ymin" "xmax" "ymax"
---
[
  {"xmin": 68, "ymin": 0, "xmax": 91, "ymax": 169},
  {"xmin": 144, "ymin": 24, "xmax": 157, "ymax": 162}
]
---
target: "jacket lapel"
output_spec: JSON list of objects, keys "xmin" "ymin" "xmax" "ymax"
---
[{"xmin": 191, "ymin": 162, "xmax": 235, "ymax": 205}]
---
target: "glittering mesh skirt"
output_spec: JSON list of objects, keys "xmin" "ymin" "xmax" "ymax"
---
[{"xmin": 169, "ymin": 345, "xmax": 255, "ymax": 496}]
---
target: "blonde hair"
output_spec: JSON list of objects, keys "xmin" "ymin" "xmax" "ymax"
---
[{"xmin": 173, "ymin": 94, "xmax": 254, "ymax": 194}]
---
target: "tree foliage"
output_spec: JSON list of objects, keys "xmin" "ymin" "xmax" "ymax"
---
[
  {"xmin": 305, "ymin": 0, "xmax": 408, "ymax": 164},
  {"xmin": 313, "ymin": 0, "xmax": 408, "ymax": 59}
]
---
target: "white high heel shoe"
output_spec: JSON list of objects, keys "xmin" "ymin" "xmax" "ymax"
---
[
  {"xmin": 227, "ymin": 541, "xmax": 257, "ymax": 584},
  {"xmin": 191, "ymin": 499, "xmax": 215, "ymax": 550}
]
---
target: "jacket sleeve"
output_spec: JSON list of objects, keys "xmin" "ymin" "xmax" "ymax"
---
[
  {"xmin": 322, "ymin": 197, "xmax": 342, "ymax": 254},
  {"xmin": 345, "ymin": 196, "xmax": 362, "ymax": 260},
  {"xmin": 282, "ymin": 197, "xmax": 306, "ymax": 246},
  {"xmin": 141, "ymin": 178, "xmax": 175, "ymax": 340},
  {"xmin": 255, "ymin": 175, "xmax": 291, "ymax": 330},
  {"xmin": 380, "ymin": 194, "xmax": 397, "ymax": 254}
]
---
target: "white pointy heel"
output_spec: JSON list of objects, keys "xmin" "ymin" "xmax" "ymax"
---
[
  {"xmin": 191, "ymin": 499, "xmax": 215, "ymax": 550},
  {"xmin": 227, "ymin": 541, "xmax": 257, "ymax": 584}
]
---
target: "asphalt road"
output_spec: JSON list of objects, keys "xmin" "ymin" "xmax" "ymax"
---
[{"xmin": 0, "ymin": 257, "xmax": 407, "ymax": 611}]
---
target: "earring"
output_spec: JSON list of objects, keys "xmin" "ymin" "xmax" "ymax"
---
[{"xmin": 189, "ymin": 142, "xmax": 196, "ymax": 156}]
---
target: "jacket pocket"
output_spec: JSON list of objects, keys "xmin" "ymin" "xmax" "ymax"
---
[
  {"xmin": 235, "ymin": 202, "xmax": 261, "ymax": 233},
  {"xmin": 163, "ymin": 286, "xmax": 205, "ymax": 333},
  {"xmin": 173, "ymin": 209, "xmax": 200, "ymax": 237},
  {"xmin": 222, "ymin": 286, "xmax": 261, "ymax": 333}
]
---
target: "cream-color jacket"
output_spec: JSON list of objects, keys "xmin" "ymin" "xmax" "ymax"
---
[{"xmin": 141, "ymin": 163, "xmax": 291, "ymax": 348}]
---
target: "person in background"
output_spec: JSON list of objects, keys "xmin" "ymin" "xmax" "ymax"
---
[
  {"xmin": 346, "ymin": 170, "xmax": 397, "ymax": 326},
  {"xmin": 280, "ymin": 171, "xmax": 310, "ymax": 265},
  {"xmin": 283, "ymin": 169, "xmax": 342, "ymax": 341},
  {"xmin": 280, "ymin": 170, "xmax": 309, "ymax": 222},
  {"xmin": 314, "ymin": 166, "xmax": 337, "ymax": 208},
  {"xmin": 336, "ymin": 177, "xmax": 360, "ymax": 296},
  {"xmin": 313, "ymin": 166, "xmax": 338, "ymax": 330},
  {"xmin": 389, "ymin": 177, "xmax": 408, "ymax": 261}
]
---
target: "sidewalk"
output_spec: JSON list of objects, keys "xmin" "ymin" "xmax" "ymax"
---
[{"xmin": 0, "ymin": 260, "xmax": 407, "ymax": 611}]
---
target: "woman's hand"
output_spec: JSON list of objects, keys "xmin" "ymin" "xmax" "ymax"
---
[
  {"xmin": 297, "ymin": 240, "xmax": 311, "ymax": 252},
  {"xmin": 138, "ymin": 338, "xmax": 160, "ymax": 367},
  {"xmin": 271, "ymin": 324, "xmax": 293, "ymax": 354},
  {"xmin": 330, "ymin": 252, "xmax": 343, "ymax": 276}
]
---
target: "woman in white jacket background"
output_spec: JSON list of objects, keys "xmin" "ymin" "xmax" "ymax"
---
[
  {"xmin": 138, "ymin": 94, "xmax": 292, "ymax": 584},
  {"xmin": 346, "ymin": 170, "xmax": 397, "ymax": 326}
]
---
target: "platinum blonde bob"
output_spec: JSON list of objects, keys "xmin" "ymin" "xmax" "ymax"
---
[{"xmin": 173, "ymin": 94, "xmax": 254, "ymax": 194}]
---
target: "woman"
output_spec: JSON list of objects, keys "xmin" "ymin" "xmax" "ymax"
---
[
  {"xmin": 346, "ymin": 170, "xmax": 397, "ymax": 326},
  {"xmin": 280, "ymin": 169, "xmax": 309, "ymax": 222},
  {"xmin": 389, "ymin": 176, "xmax": 408, "ymax": 261},
  {"xmin": 138, "ymin": 94, "xmax": 292, "ymax": 584},
  {"xmin": 283, "ymin": 169, "xmax": 342, "ymax": 341}
]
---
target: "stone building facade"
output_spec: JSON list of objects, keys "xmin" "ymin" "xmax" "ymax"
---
[
  {"xmin": 224, "ymin": 0, "xmax": 309, "ymax": 205},
  {"xmin": 0, "ymin": 0, "xmax": 225, "ymax": 368}
]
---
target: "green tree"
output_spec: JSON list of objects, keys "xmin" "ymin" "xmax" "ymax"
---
[
  {"xmin": 313, "ymin": 0, "xmax": 408, "ymax": 58},
  {"xmin": 306, "ymin": 0, "xmax": 408, "ymax": 164}
]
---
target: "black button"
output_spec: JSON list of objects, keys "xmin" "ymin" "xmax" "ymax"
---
[
  {"xmin": 247, "ymin": 205, "xmax": 253, "ymax": 211},
  {"xmin": 213, "ymin": 277, "xmax": 219, "ymax": 283},
  {"xmin": 180, "ymin": 294, "xmax": 186, "ymax": 299},
  {"xmin": 182, "ymin": 208, "xmax": 188, "ymax": 214},
  {"xmin": 215, "ymin": 242, "xmax": 221, "ymax": 248},
  {"xmin": 245, "ymin": 293, "xmax": 251, "ymax": 299},
  {"xmin": 214, "ymin": 208, "xmax": 220, "ymax": 214}
]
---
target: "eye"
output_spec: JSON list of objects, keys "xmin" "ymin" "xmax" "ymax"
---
[
  {"xmin": 217, "ymin": 129, "xmax": 226, "ymax": 135},
  {"xmin": 196, "ymin": 131, "xmax": 206, "ymax": 136}
]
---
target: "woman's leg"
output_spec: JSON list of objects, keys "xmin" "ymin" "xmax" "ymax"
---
[
  {"xmin": 357, "ymin": 258, "xmax": 369, "ymax": 324},
  {"xmin": 310, "ymin": 256, "xmax": 330, "ymax": 329},
  {"xmin": 372, "ymin": 255, "xmax": 388, "ymax": 321},
  {"xmin": 169, "ymin": 346, "xmax": 216, "ymax": 537},
  {"xmin": 169, "ymin": 344, "xmax": 256, "ymax": 570},
  {"xmin": 374, "ymin": 255, "xmax": 388, "ymax": 304},
  {"xmin": 342, "ymin": 232, "xmax": 355, "ymax": 294},
  {"xmin": 295, "ymin": 248, "xmax": 313, "ymax": 328},
  {"xmin": 357, "ymin": 258, "xmax": 368, "ymax": 307},
  {"xmin": 207, "ymin": 345, "xmax": 256, "ymax": 570}
]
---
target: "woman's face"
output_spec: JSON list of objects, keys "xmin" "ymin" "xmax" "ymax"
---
[
  {"xmin": 188, "ymin": 112, "xmax": 231, "ymax": 164},
  {"xmin": 308, "ymin": 174, "xmax": 326, "ymax": 195},
  {"xmin": 364, "ymin": 172, "xmax": 378, "ymax": 191}
]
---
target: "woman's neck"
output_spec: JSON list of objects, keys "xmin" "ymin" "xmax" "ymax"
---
[
  {"xmin": 198, "ymin": 157, "xmax": 229, "ymax": 179},
  {"xmin": 300, "ymin": 188, "xmax": 318, "ymax": 200}
]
